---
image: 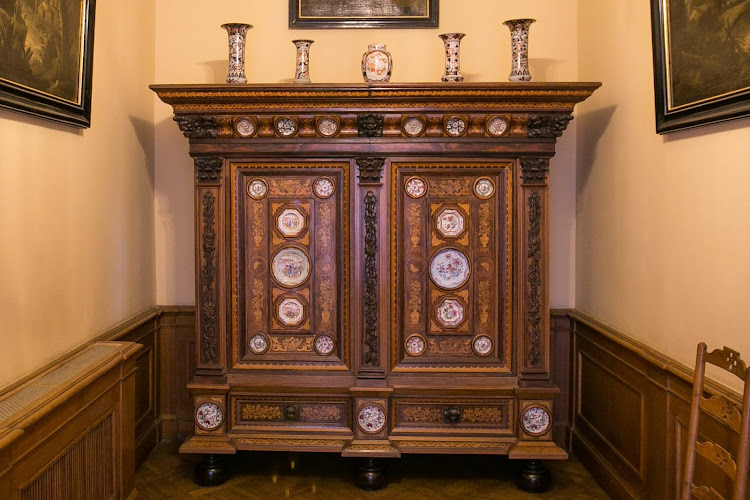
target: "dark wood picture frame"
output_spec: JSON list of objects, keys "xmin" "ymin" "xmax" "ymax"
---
[
  {"xmin": 0, "ymin": 0, "xmax": 96, "ymax": 128},
  {"xmin": 650, "ymin": 0, "xmax": 750, "ymax": 133},
  {"xmin": 289, "ymin": 0, "xmax": 438, "ymax": 29}
]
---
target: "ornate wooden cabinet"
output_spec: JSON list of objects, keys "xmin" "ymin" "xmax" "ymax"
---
[{"xmin": 152, "ymin": 83, "xmax": 598, "ymax": 485}]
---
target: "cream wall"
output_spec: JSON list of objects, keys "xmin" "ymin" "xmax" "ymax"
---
[
  {"xmin": 0, "ymin": 1, "xmax": 156, "ymax": 387},
  {"xmin": 154, "ymin": 0, "xmax": 580, "ymax": 308},
  {"xmin": 576, "ymin": 0, "xmax": 750, "ymax": 389}
]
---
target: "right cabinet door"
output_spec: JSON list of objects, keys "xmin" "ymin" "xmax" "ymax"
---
[{"xmin": 391, "ymin": 161, "xmax": 513, "ymax": 374}]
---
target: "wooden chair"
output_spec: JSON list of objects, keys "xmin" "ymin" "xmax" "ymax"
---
[{"xmin": 682, "ymin": 344, "xmax": 750, "ymax": 500}]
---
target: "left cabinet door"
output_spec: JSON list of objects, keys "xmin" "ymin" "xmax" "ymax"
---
[{"xmin": 229, "ymin": 161, "xmax": 352, "ymax": 372}]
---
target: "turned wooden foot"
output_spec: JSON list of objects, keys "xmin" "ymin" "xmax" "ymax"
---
[
  {"xmin": 355, "ymin": 458, "xmax": 387, "ymax": 491},
  {"xmin": 195, "ymin": 454, "xmax": 227, "ymax": 487},
  {"xmin": 519, "ymin": 459, "xmax": 551, "ymax": 493}
]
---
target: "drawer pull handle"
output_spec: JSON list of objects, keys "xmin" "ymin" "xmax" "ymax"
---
[
  {"xmin": 444, "ymin": 407, "xmax": 462, "ymax": 424},
  {"xmin": 284, "ymin": 405, "xmax": 300, "ymax": 421}
]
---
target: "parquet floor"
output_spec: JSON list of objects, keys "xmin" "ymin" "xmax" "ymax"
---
[{"xmin": 135, "ymin": 440, "xmax": 609, "ymax": 499}]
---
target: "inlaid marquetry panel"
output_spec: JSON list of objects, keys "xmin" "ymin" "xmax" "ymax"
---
[
  {"xmin": 392, "ymin": 398, "xmax": 513, "ymax": 434},
  {"xmin": 230, "ymin": 162, "xmax": 350, "ymax": 370},
  {"xmin": 391, "ymin": 162, "xmax": 512, "ymax": 373},
  {"xmin": 231, "ymin": 396, "xmax": 351, "ymax": 432}
]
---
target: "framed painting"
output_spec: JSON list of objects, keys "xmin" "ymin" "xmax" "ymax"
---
[
  {"xmin": 0, "ymin": 0, "xmax": 96, "ymax": 128},
  {"xmin": 289, "ymin": 0, "xmax": 438, "ymax": 29},
  {"xmin": 650, "ymin": 0, "xmax": 750, "ymax": 133}
]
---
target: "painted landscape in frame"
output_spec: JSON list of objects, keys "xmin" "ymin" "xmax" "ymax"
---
[
  {"xmin": 651, "ymin": 0, "xmax": 750, "ymax": 133},
  {"xmin": 0, "ymin": 0, "xmax": 96, "ymax": 127},
  {"xmin": 290, "ymin": 0, "xmax": 438, "ymax": 29}
]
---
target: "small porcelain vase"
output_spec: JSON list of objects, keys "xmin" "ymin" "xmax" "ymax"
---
[
  {"xmin": 361, "ymin": 44, "xmax": 392, "ymax": 83},
  {"xmin": 503, "ymin": 19, "xmax": 535, "ymax": 82},
  {"xmin": 292, "ymin": 39, "xmax": 313, "ymax": 83},
  {"xmin": 439, "ymin": 33, "xmax": 465, "ymax": 82},
  {"xmin": 221, "ymin": 23, "xmax": 252, "ymax": 84}
]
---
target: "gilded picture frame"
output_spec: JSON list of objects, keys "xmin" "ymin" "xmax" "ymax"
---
[
  {"xmin": 289, "ymin": 0, "xmax": 438, "ymax": 29},
  {"xmin": 0, "ymin": 0, "xmax": 96, "ymax": 128},
  {"xmin": 650, "ymin": 0, "xmax": 750, "ymax": 133}
]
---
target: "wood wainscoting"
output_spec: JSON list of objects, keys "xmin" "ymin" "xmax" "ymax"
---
[{"xmin": 553, "ymin": 310, "xmax": 750, "ymax": 500}]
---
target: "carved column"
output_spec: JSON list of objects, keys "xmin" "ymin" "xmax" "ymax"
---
[
  {"xmin": 356, "ymin": 157, "xmax": 386, "ymax": 378},
  {"xmin": 193, "ymin": 154, "xmax": 226, "ymax": 377},
  {"xmin": 518, "ymin": 156, "xmax": 552, "ymax": 380}
]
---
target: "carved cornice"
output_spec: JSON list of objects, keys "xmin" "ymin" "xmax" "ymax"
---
[
  {"xmin": 520, "ymin": 158, "xmax": 550, "ymax": 184},
  {"xmin": 195, "ymin": 157, "xmax": 223, "ymax": 184},
  {"xmin": 200, "ymin": 192, "xmax": 218, "ymax": 364},
  {"xmin": 174, "ymin": 115, "xmax": 218, "ymax": 139},
  {"xmin": 358, "ymin": 114, "xmax": 384, "ymax": 137},
  {"xmin": 363, "ymin": 191, "xmax": 379, "ymax": 367},
  {"xmin": 526, "ymin": 192, "xmax": 543, "ymax": 368},
  {"xmin": 528, "ymin": 114, "xmax": 573, "ymax": 138},
  {"xmin": 356, "ymin": 157, "xmax": 385, "ymax": 185}
]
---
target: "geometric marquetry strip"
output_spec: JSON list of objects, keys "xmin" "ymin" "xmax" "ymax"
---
[
  {"xmin": 0, "ymin": 344, "xmax": 122, "ymax": 425},
  {"xmin": 695, "ymin": 440, "xmax": 737, "ymax": 480},
  {"xmin": 690, "ymin": 484, "xmax": 725, "ymax": 500},
  {"xmin": 700, "ymin": 395, "xmax": 743, "ymax": 433}
]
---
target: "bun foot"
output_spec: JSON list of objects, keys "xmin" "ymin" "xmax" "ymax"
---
[
  {"xmin": 355, "ymin": 458, "xmax": 387, "ymax": 491},
  {"xmin": 519, "ymin": 459, "xmax": 551, "ymax": 493},
  {"xmin": 195, "ymin": 454, "xmax": 227, "ymax": 487}
]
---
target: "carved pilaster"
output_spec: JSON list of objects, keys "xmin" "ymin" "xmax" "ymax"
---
[
  {"xmin": 527, "ymin": 114, "xmax": 573, "ymax": 138},
  {"xmin": 363, "ymin": 191, "xmax": 379, "ymax": 367},
  {"xmin": 357, "ymin": 158, "xmax": 385, "ymax": 185},
  {"xmin": 520, "ymin": 158, "xmax": 550, "ymax": 185},
  {"xmin": 200, "ymin": 191, "xmax": 218, "ymax": 364},
  {"xmin": 195, "ymin": 157, "xmax": 223, "ymax": 184},
  {"xmin": 526, "ymin": 192, "xmax": 543, "ymax": 368},
  {"xmin": 175, "ymin": 115, "xmax": 218, "ymax": 139},
  {"xmin": 357, "ymin": 114, "xmax": 384, "ymax": 137}
]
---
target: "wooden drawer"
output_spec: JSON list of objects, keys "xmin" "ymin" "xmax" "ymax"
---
[
  {"xmin": 391, "ymin": 398, "xmax": 514, "ymax": 435},
  {"xmin": 230, "ymin": 396, "xmax": 351, "ymax": 432}
]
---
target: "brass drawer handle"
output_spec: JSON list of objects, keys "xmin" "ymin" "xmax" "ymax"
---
[{"xmin": 443, "ymin": 406, "xmax": 462, "ymax": 424}]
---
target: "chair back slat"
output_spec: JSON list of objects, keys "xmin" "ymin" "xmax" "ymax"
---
[
  {"xmin": 690, "ymin": 484, "xmax": 725, "ymax": 500},
  {"xmin": 695, "ymin": 441, "xmax": 737, "ymax": 480},
  {"xmin": 704, "ymin": 347, "xmax": 748, "ymax": 380},
  {"xmin": 700, "ymin": 395, "xmax": 742, "ymax": 433}
]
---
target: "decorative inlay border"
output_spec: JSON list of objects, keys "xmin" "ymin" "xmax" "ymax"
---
[
  {"xmin": 526, "ymin": 192, "xmax": 542, "ymax": 368},
  {"xmin": 397, "ymin": 440, "xmax": 511, "ymax": 450},
  {"xmin": 200, "ymin": 191, "xmax": 218, "ymax": 364},
  {"xmin": 363, "ymin": 190, "xmax": 379, "ymax": 366}
]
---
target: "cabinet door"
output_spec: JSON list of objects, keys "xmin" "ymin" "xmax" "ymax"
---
[
  {"xmin": 391, "ymin": 162, "xmax": 512, "ymax": 373},
  {"xmin": 230, "ymin": 162, "xmax": 350, "ymax": 371}
]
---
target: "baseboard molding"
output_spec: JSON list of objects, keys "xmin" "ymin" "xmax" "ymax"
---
[{"xmin": 565, "ymin": 310, "xmax": 746, "ymax": 500}]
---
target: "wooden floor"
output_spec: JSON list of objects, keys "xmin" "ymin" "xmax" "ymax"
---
[{"xmin": 135, "ymin": 441, "xmax": 609, "ymax": 499}]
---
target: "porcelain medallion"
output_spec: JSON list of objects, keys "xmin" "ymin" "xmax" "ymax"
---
[
  {"xmin": 248, "ymin": 334, "xmax": 269, "ymax": 354},
  {"xmin": 405, "ymin": 176, "xmax": 427, "ymax": 199},
  {"xmin": 429, "ymin": 248, "xmax": 470, "ymax": 290},
  {"xmin": 436, "ymin": 208, "xmax": 465, "ymax": 238},
  {"xmin": 277, "ymin": 297, "xmax": 305, "ymax": 327},
  {"xmin": 314, "ymin": 334, "xmax": 335, "ymax": 356},
  {"xmin": 277, "ymin": 208, "xmax": 306, "ymax": 238},
  {"xmin": 271, "ymin": 247, "xmax": 311, "ymax": 288},
  {"xmin": 247, "ymin": 179, "xmax": 268, "ymax": 200},
  {"xmin": 405, "ymin": 335, "xmax": 426, "ymax": 356},
  {"xmin": 474, "ymin": 178, "xmax": 495, "ymax": 199},
  {"xmin": 235, "ymin": 118, "xmax": 256, "ymax": 137},
  {"xmin": 522, "ymin": 406, "xmax": 551, "ymax": 435},
  {"xmin": 357, "ymin": 405, "xmax": 386, "ymax": 433},
  {"xmin": 313, "ymin": 177, "xmax": 335, "ymax": 199},
  {"xmin": 436, "ymin": 298, "xmax": 465, "ymax": 328},
  {"xmin": 472, "ymin": 335, "xmax": 494, "ymax": 356},
  {"xmin": 195, "ymin": 402, "xmax": 223, "ymax": 430}
]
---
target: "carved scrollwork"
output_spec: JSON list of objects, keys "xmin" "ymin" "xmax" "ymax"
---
[
  {"xmin": 194, "ymin": 157, "xmax": 223, "ymax": 183},
  {"xmin": 357, "ymin": 114, "xmax": 384, "ymax": 137},
  {"xmin": 520, "ymin": 158, "xmax": 550, "ymax": 184},
  {"xmin": 357, "ymin": 157, "xmax": 386, "ymax": 184},
  {"xmin": 527, "ymin": 114, "xmax": 573, "ymax": 138},
  {"xmin": 363, "ymin": 190, "xmax": 379, "ymax": 366},
  {"xmin": 200, "ymin": 192, "xmax": 218, "ymax": 364},
  {"xmin": 526, "ymin": 192, "xmax": 543, "ymax": 367},
  {"xmin": 174, "ymin": 115, "xmax": 218, "ymax": 139}
]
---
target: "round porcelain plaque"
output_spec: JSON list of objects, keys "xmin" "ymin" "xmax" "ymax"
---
[
  {"xmin": 195, "ymin": 402, "xmax": 223, "ymax": 430},
  {"xmin": 405, "ymin": 176, "xmax": 427, "ymax": 199},
  {"xmin": 474, "ymin": 178, "xmax": 495, "ymax": 199},
  {"xmin": 314, "ymin": 334, "xmax": 335, "ymax": 356},
  {"xmin": 276, "ymin": 117, "xmax": 297, "ymax": 137},
  {"xmin": 429, "ymin": 248, "xmax": 470, "ymax": 290},
  {"xmin": 313, "ymin": 177, "xmax": 335, "ymax": 199},
  {"xmin": 472, "ymin": 335, "xmax": 494, "ymax": 356},
  {"xmin": 317, "ymin": 117, "xmax": 339, "ymax": 137},
  {"xmin": 402, "ymin": 116, "xmax": 425, "ymax": 137},
  {"xmin": 357, "ymin": 405, "xmax": 386, "ymax": 433},
  {"xmin": 247, "ymin": 179, "xmax": 268, "ymax": 200},
  {"xmin": 522, "ymin": 406, "xmax": 551, "ymax": 435},
  {"xmin": 444, "ymin": 117, "xmax": 467, "ymax": 136},
  {"xmin": 271, "ymin": 247, "xmax": 311, "ymax": 288},
  {"xmin": 235, "ymin": 118, "xmax": 256, "ymax": 137},
  {"xmin": 249, "ymin": 334, "xmax": 269, "ymax": 354},
  {"xmin": 486, "ymin": 116, "xmax": 509, "ymax": 137},
  {"xmin": 405, "ymin": 335, "xmax": 426, "ymax": 356}
]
